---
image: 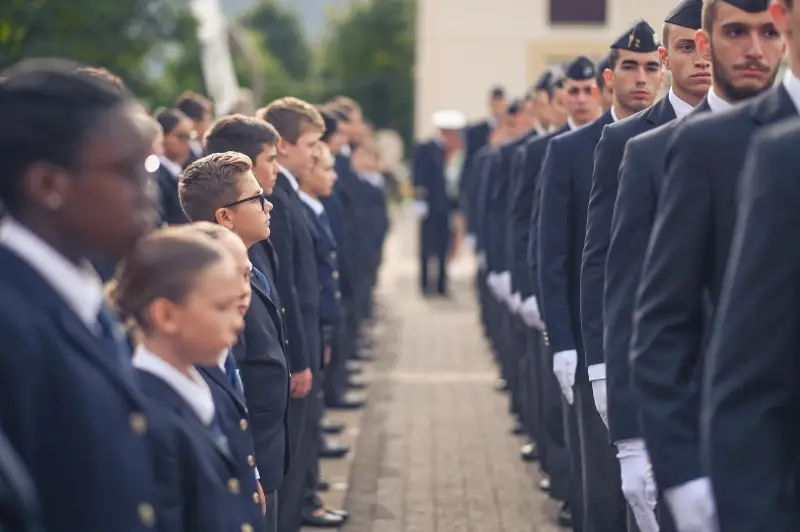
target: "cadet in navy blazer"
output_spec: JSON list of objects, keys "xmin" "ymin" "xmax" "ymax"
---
[
  {"xmin": 155, "ymin": 108, "xmax": 194, "ymax": 226},
  {"xmin": 0, "ymin": 59, "xmax": 159, "ymax": 532}
]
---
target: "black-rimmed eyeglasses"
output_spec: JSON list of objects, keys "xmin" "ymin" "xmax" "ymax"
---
[{"xmin": 222, "ymin": 191, "xmax": 267, "ymax": 211}]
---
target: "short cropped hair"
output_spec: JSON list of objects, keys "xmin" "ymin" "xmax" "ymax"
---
[
  {"xmin": 176, "ymin": 91, "xmax": 212, "ymax": 122},
  {"xmin": 702, "ymin": 0, "xmax": 722, "ymax": 32},
  {"xmin": 156, "ymin": 108, "xmax": 188, "ymax": 135},
  {"xmin": 0, "ymin": 58, "xmax": 132, "ymax": 213},
  {"xmin": 331, "ymin": 96, "xmax": 361, "ymax": 113},
  {"xmin": 257, "ymin": 97, "xmax": 325, "ymax": 144},
  {"xmin": 179, "ymin": 151, "xmax": 253, "ymax": 223},
  {"xmin": 205, "ymin": 114, "xmax": 279, "ymax": 163},
  {"xmin": 608, "ymin": 49, "xmax": 621, "ymax": 70},
  {"xmin": 75, "ymin": 66, "xmax": 126, "ymax": 93}
]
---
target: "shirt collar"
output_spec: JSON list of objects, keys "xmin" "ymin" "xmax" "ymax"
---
[
  {"xmin": 781, "ymin": 68, "xmax": 800, "ymax": 115},
  {"xmin": 133, "ymin": 345, "xmax": 216, "ymax": 425},
  {"xmin": 277, "ymin": 164, "xmax": 300, "ymax": 191},
  {"xmin": 707, "ymin": 87, "xmax": 733, "ymax": 113},
  {"xmin": 610, "ymin": 106, "xmax": 620, "ymax": 122},
  {"xmin": 0, "ymin": 216, "xmax": 103, "ymax": 329},
  {"xmin": 668, "ymin": 89, "xmax": 694, "ymax": 119},
  {"xmin": 158, "ymin": 156, "xmax": 183, "ymax": 179},
  {"xmin": 339, "ymin": 144, "xmax": 352, "ymax": 157},
  {"xmin": 217, "ymin": 349, "xmax": 231, "ymax": 371},
  {"xmin": 297, "ymin": 190, "xmax": 325, "ymax": 216},
  {"xmin": 190, "ymin": 140, "xmax": 204, "ymax": 158},
  {"xmin": 533, "ymin": 121, "xmax": 548, "ymax": 135}
]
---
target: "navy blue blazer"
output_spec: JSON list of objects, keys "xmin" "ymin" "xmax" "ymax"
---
[
  {"xmin": 0, "ymin": 247, "xmax": 157, "ymax": 532},
  {"xmin": 581, "ymin": 97, "xmax": 677, "ymax": 370},
  {"xmin": 136, "ymin": 371, "xmax": 248, "ymax": 532},
  {"xmin": 632, "ymin": 86, "xmax": 797, "ymax": 490},
  {"xmin": 0, "ymin": 428, "xmax": 41, "ymax": 532},
  {"xmin": 231, "ymin": 271, "xmax": 291, "ymax": 492},
  {"xmin": 538, "ymin": 110, "xmax": 614, "ymax": 364},
  {"xmin": 320, "ymin": 192, "xmax": 353, "ymax": 302},
  {"xmin": 333, "ymin": 155, "xmax": 366, "ymax": 293},
  {"xmin": 508, "ymin": 125, "xmax": 569, "ymax": 298},
  {"xmin": 603, "ymin": 99, "xmax": 710, "ymax": 444},
  {"xmin": 261, "ymin": 173, "xmax": 321, "ymax": 374},
  {"xmin": 156, "ymin": 165, "xmax": 189, "ymax": 226},
  {"xmin": 412, "ymin": 140, "xmax": 452, "ymax": 219},
  {"xmin": 199, "ymin": 366, "xmax": 267, "ymax": 532},
  {"xmin": 302, "ymin": 203, "xmax": 342, "ymax": 329},
  {"xmin": 463, "ymin": 145, "xmax": 493, "ymax": 236}
]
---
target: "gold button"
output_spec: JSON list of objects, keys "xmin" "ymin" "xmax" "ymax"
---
[
  {"xmin": 285, "ymin": 339, "xmax": 289, "ymax": 346},
  {"xmin": 242, "ymin": 524, "xmax": 254, "ymax": 532},
  {"xmin": 240, "ymin": 419, "xmax": 248, "ymax": 431},
  {"xmin": 281, "ymin": 307, "xmax": 286, "ymax": 314},
  {"xmin": 253, "ymin": 492, "xmax": 260, "ymax": 504},
  {"xmin": 138, "ymin": 503, "xmax": 155, "ymax": 527},
  {"xmin": 332, "ymin": 271, "xmax": 339, "ymax": 280},
  {"xmin": 247, "ymin": 455, "xmax": 255, "ymax": 467},
  {"xmin": 129, "ymin": 413, "xmax": 148, "ymax": 436},
  {"xmin": 330, "ymin": 251, "xmax": 336, "ymax": 259},
  {"xmin": 335, "ymin": 291, "xmax": 341, "ymax": 299},
  {"xmin": 228, "ymin": 478, "xmax": 240, "ymax": 494}
]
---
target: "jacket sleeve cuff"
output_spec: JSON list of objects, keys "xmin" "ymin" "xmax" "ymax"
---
[{"xmin": 587, "ymin": 363, "xmax": 606, "ymax": 381}]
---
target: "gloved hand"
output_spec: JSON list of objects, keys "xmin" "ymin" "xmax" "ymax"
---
[
  {"xmin": 617, "ymin": 439, "xmax": 659, "ymax": 532},
  {"xmin": 464, "ymin": 233, "xmax": 477, "ymax": 250},
  {"xmin": 495, "ymin": 271, "xmax": 512, "ymax": 302},
  {"xmin": 507, "ymin": 292, "xmax": 522, "ymax": 313},
  {"xmin": 412, "ymin": 200, "xmax": 429, "ymax": 219},
  {"xmin": 519, "ymin": 296, "xmax": 545, "ymax": 330},
  {"xmin": 591, "ymin": 378, "xmax": 608, "ymax": 428},
  {"xmin": 552, "ymin": 350, "xmax": 577, "ymax": 404},
  {"xmin": 664, "ymin": 477, "xmax": 719, "ymax": 532},
  {"xmin": 486, "ymin": 272, "xmax": 500, "ymax": 297}
]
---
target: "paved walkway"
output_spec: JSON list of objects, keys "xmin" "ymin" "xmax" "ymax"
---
[{"xmin": 313, "ymin": 205, "xmax": 563, "ymax": 532}]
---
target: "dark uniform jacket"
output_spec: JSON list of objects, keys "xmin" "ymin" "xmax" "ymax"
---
[
  {"xmin": 0, "ymin": 428, "xmax": 41, "ymax": 532},
  {"xmin": 156, "ymin": 164, "xmax": 189, "ymax": 226},
  {"xmin": 631, "ymin": 85, "xmax": 796, "ymax": 490}
]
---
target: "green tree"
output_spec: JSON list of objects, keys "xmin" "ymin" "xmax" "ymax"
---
[
  {"xmin": 0, "ymin": 0, "xmax": 189, "ymax": 96},
  {"xmin": 241, "ymin": 0, "xmax": 312, "ymax": 81},
  {"xmin": 320, "ymin": 0, "xmax": 415, "ymax": 152}
]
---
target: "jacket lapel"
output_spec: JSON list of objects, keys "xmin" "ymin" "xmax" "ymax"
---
[
  {"xmin": 643, "ymin": 96, "xmax": 677, "ymax": 127},
  {"xmin": 199, "ymin": 366, "xmax": 248, "ymax": 417},
  {"xmin": 750, "ymin": 84, "xmax": 796, "ymax": 126}
]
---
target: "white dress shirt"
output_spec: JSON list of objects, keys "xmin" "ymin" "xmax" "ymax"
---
[
  {"xmin": 782, "ymin": 68, "xmax": 800, "ymax": 115},
  {"xmin": 277, "ymin": 164, "xmax": 300, "ymax": 191},
  {"xmin": 706, "ymin": 88, "xmax": 732, "ymax": 113},
  {"xmin": 298, "ymin": 190, "xmax": 325, "ymax": 216},
  {"xmin": 668, "ymin": 89, "xmax": 694, "ymax": 119},
  {"xmin": 158, "ymin": 156, "xmax": 183, "ymax": 180},
  {"xmin": 0, "ymin": 216, "xmax": 104, "ymax": 330},
  {"xmin": 610, "ymin": 105, "xmax": 619, "ymax": 123},
  {"xmin": 133, "ymin": 345, "xmax": 216, "ymax": 426}
]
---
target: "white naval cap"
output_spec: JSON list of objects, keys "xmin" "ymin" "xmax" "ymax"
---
[{"xmin": 432, "ymin": 109, "xmax": 467, "ymax": 131}]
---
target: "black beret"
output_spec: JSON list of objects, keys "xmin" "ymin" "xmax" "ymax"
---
[
  {"xmin": 611, "ymin": 19, "xmax": 659, "ymax": 52},
  {"xmin": 565, "ymin": 56, "xmax": 596, "ymax": 81},
  {"xmin": 665, "ymin": 0, "xmax": 703, "ymax": 29},
  {"xmin": 534, "ymin": 71, "xmax": 554, "ymax": 92},
  {"xmin": 721, "ymin": 0, "xmax": 770, "ymax": 11}
]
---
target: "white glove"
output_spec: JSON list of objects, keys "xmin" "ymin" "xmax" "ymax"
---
[
  {"xmin": 664, "ymin": 477, "xmax": 719, "ymax": 532},
  {"xmin": 519, "ymin": 296, "xmax": 545, "ymax": 330},
  {"xmin": 617, "ymin": 439, "xmax": 659, "ymax": 532},
  {"xmin": 412, "ymin": 200, "xmax": 429, "ymax": 219},
  {"xmin": 465, "ymin": 234, "xmax": 477, "ymax": 250},
  {"xmin": 486, "ymin": 272, "xmax": 500, "ymax": 296},
  {"xmin": 495, "ymin": 271, "xmax": 512, "ymax": 302},
  {"xmin": 591, "ymin": 378, "xmax": 608, "ymax": 429},
  {"xmin": 478, "ymin": 252, "xmax": 487, "ymax": 271},
  {"xmin": 552, "ymin": 350, "xmax": 577, "ymax": 404},
  {"xmin": 507, "ymin": 292, "xmax": 522, "ymax": 313}
]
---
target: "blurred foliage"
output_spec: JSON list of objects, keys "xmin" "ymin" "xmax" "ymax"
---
[
  {"xmin": 241, "ymin": 0, "xmax": 312, "ymax": 81},
  {"xmin": 0, "ymin": 0, "xmax": 188, "ymax": 98},
  {"xmin": 319, "ymin": 0, "xmax": 415, "ymax": 152}
]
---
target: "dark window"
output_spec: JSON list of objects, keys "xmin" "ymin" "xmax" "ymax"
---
[{"xmin": 549, "ymin": 0, "xmax": 606, "ymax": 24}]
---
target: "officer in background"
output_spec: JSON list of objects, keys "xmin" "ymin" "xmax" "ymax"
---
[{"xmin": 412, "ymin": 109, "xmax": 467, "ymax": 297}]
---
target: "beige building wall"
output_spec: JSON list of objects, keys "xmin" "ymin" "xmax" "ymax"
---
[{"xmin": 414, "ymin": 0, "xmax": 681, "ymax": 140}]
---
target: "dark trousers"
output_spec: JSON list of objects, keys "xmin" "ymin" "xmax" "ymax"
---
[
  {"xmin": 277, "ymin": 384, "xmax": 316, "ymax": 532},
  {"xmin": 265, "ymin": 490, "xmax": 278, "ymax": 532},
  {"xmin": 521, "ymin": 329, "xmax": 542, "ymax": 448},
  {"xmin": 420, "ymin": 218, "xmax": 450, "ymax": 294},
  {"xmin": 507, "ymin": 318, "xmax": 527, "ymax": 418},
  {"xmin": 323, "ymin": 320, "xmax": 349, "ymax": 403},
  {"xmin": 303, "ymin": 368, "xmax": 327, "ymax": 512},
  {"xmin": 565, "ymin": 396, "xmax": 585, "ymax": 532},
  {"xmin": 537, "ymin": 336, "xmax": 570, "ymax": 503},
  {"xmin": 575, "ymin": 380, "xmax": 627, "ymax": 532}
]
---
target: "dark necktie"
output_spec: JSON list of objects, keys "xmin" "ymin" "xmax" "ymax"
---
[
  {"xmin": 251, "ymin": 267, "xmax": 271, "ymax": 297},
  {"xmin": 96, "ymin": 304, "xmax": 135, "ymax": 376},
  {"xmin": 223, "ymin": 352, "xmax": 245, "ymax": 397}
]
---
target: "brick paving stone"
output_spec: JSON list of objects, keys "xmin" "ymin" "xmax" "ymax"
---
[{"xmin": 339, "ymin": 206, "xmax": 564, "ymax": 532}]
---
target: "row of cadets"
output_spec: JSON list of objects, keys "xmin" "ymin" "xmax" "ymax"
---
[
  {"xmin": 579, "ymin": 1, "xmax": 708, "ymax": 530},
  {"xmin": 611, "ymin": 0, "xmax": 796, "ymax": 530},
  {"xmin": 0, "ymin": 59, "xmax": 162, "ymax": 532},
  {"xmin": 178, "ymin": 144, "xmax": 287, "ymax": 532}
]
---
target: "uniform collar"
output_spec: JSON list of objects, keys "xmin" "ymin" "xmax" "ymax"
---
[
  {"xmin": 668, "ymin": 89, "xmax": 694, "ymax": 119},
  {"xmin": 610, "ymin": 105, "xmax": 620, "ymax": 122},
  {"xmin": 133, "ymin": 345, "xmax": 216, "ymax": 425},
  {"xmin": 158, "ymin": 156, "xmax": 183, "ymax": 179},
  {"xmin": 0, "ymin": 216, "xmax": 103, "ymax": 329},
  {"xmin": 298, "ymin": 190, "xmax": 325, "ymax": 216},
  {"xmin": 277, "ymin": 164, "xmax": 300, "ymax": 191},
  {"xmin": 781, "ymin": 68, "xmax": 800, "ymax": 115},
  {"xmin": 339, "ymin": 144, "xmax": 352, "ymax": 158},
  {"xmin": 707, "ymin": 87, "xmax": 733, "ymax": 113}
]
